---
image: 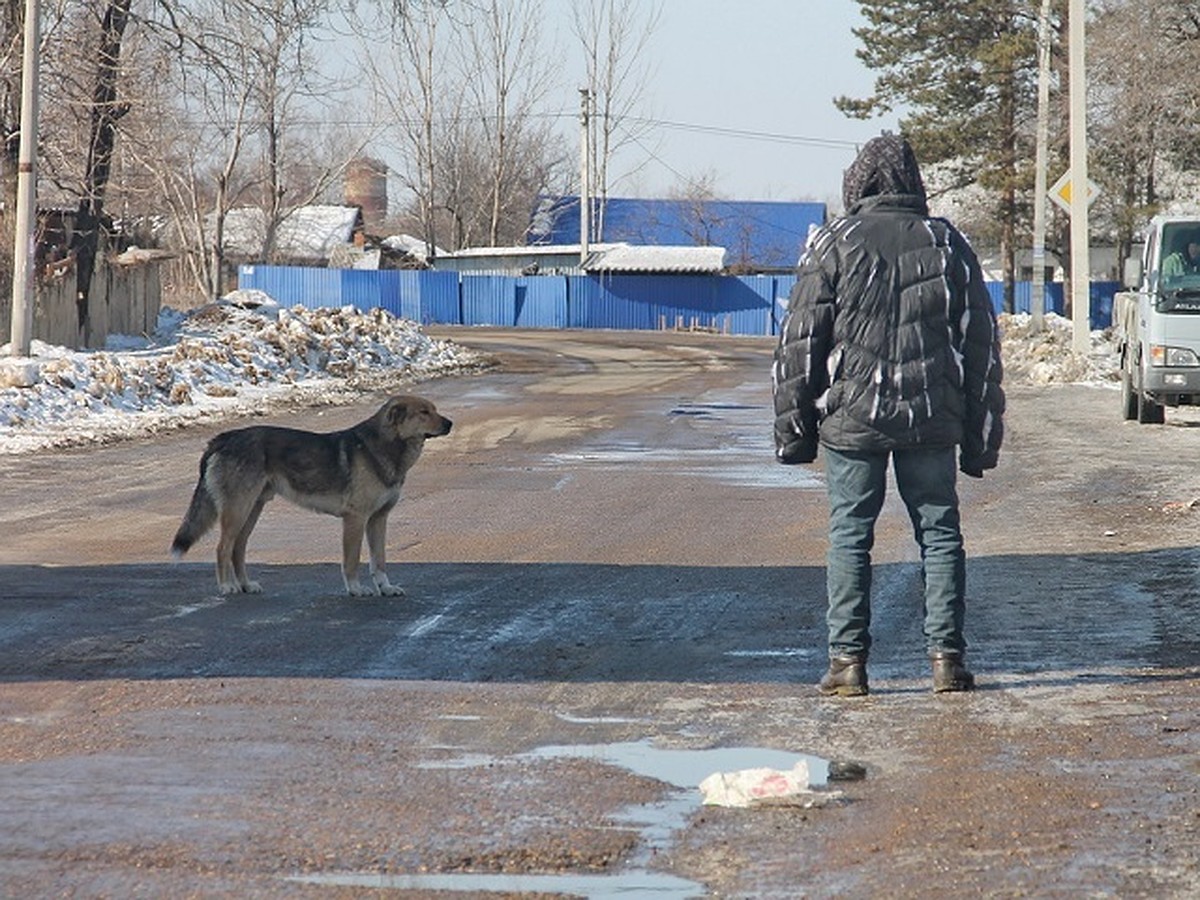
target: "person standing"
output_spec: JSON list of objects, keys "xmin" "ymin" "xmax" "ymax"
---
[{"xmin": 772, "ymin": 133, "xmax": 1004, "ymax": 696}]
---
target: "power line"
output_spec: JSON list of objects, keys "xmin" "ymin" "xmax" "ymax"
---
[
  {"xmin": 625, "ymin": 116, "xmax": 863, "ymax": 150},
  {"xmin": 146, "ymin": 107, "xmax": 866, "ymax": 155}
]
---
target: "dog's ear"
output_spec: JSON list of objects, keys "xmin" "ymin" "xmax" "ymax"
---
[{"xmin": 386, "ymin": 399, "xmax": 409, "ymax": 424}]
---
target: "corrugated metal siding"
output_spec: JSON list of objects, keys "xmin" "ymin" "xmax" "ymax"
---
[
  {"xmin": 239, "ymin": 265, "xmax": 461, "ymax": 324},
  {"xmin": 239, "ymin": 265, "xmax": 344, "ymax": 308},
  {"xmin": 984, "ymin": 280, "xmax": 1116, "ymax": 328},
  {"xmin": 461, "ymin": 274, "xmax": 568, "ymax": 327},
  {"xmin": 515, "ymin": 275, "xmax": 568, "ymax": 328},
  {"xmin": 407, "ymin": 270, "xmax": 460, "ymax": 324},
  {"xmin": 773, "ymin": 275, "xmax": 797, "ymax": 335},
  {"xmin": 462, "ymin": 275, "xmax": 515, "ymax": 326},
  {"xmin": 718, "ymin": 275, "xmax": 775, "ymax": 336},
  {"xmin": 239, "ymin": 265, "xmax": 1109, "ymax": 333},
  {"xmin": 340, "ymin": 269, "xmax": 384, "ymax": 310},
  {"xmin": 567, "ymin": 275, "xmax": 643, "ymax": 330}
]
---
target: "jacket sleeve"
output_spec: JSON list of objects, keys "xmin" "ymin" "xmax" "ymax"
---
[
  {"xmin": 951, "ymin": 233, "xmax": 1005, "ymax": 475},
  {"xmin": 772, "ymin": 238, "xmax": 837, "ymax": 464}
]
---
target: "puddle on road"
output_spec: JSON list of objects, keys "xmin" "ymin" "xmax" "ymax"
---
[
  {"xmin": 288, "ymin": 739, "xmax": 830, "ymax": 897},
  {"xmin": 668, "ymin": 401, "xmax": 760, "ymax": 419},
  {"xmin": 286, "ymin": 869, "xmax": 704, "ymax": 896},
  {"xmin": 554, "ymin": 712, "xmax": 646, "ymax": 725},
  {"xmin": 522, "ymin": 739, "xmax": 830, "ymax": 789},
  {"xmin": 538, "ymin": 386, "xmax": 823, "ymax": 489},
  {"xmin": 725, "ymin": 646, "xmax": 816, "ymax": 660},
  {"xmin": 547, "ymin": 444, "xmax": 820, "ymax": 489}
]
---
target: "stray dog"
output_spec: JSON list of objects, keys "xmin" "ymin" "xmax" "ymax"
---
[{"xmin": 171, "ymin": 394, "xmax": 452, "ymax": 596}]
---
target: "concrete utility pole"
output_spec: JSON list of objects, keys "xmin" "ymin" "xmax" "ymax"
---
[
  {"xmin": 9, "ymin": 0, "xmax": 40, "ymax": 357},
  {"xmin": 1068, "ymin": 0, "xmax": 1091, "ymax": 354},
  {"xmin": 1031, "ymin": 0, "xmax": 1053, "ymax": 333},
  {"xmin": 579, "ymin": 88, "xmax": 592, "ymax": 266}
]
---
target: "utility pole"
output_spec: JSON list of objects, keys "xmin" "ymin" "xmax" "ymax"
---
[
  {"xmin": 1068, "ymin": 0, "xmax": 1091, "ymax": 354},
  {"xmin": 579, "ymin": 87, "xmax": 592, "ymax": 266},
  {"xmin": 1031, "ymin": 0, "xmax": 1052, "ymax": 333},
  {"xmin": 9, "ymin": 0, "xmax": 40, "ymax": 357}
]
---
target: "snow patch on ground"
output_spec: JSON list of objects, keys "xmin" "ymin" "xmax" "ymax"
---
[
  {"xmin": 998, "ymin": 312, "xmax": 1120, "ymax": 387},
  {"xmin": 0, "ymin": 291, "xmax": 489, "ymax": 455}
]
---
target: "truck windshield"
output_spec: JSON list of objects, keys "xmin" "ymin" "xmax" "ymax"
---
[{"xmin": 1160, "ymin": 224, "xmax": 1200, "ymax": 286}]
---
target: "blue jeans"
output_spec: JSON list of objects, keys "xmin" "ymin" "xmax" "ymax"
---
[{"xmin": 823, "ymin": 446, "xmax": 966, "ymax": 659}]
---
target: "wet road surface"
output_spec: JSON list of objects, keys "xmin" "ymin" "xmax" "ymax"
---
[{"xmin": 1, "ymin": 328, "xmax": 1198, "ymax": 897}]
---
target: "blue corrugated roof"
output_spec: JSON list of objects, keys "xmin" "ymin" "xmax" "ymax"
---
[{"xmin": 529, "ymin": 196, "xmax": 825, "ymax": 271}]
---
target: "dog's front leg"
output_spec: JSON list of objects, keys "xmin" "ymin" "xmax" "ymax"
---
[
  {"xmin": 341, "ymin": 515, "xmax": 370, "ymax": 596},
  {"xmin": 366, "ymin": 507, "xmax": 405, "ymax": 597}
]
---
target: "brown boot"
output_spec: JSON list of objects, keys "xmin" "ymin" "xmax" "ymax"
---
[
  {"xmin": 931, "ymin": 652, "xmax": 975, "ymax": 693},
  {"xmin": 819, "ymin": 655, "xmax": 868, "ymax": 696}
]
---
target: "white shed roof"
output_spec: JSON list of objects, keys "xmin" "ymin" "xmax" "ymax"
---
[
  {"xmin": 584, "ymin": 244, "xmax": 726, "ymax": 273},
  {"xmin": 381, "ymin": 233, "xmax": 446, "ymax": 261},
  {"xmin": 447, "ymin": 242, "xmax": 622, "ymax": 260},
  {"xmin": 220, "ymin": 205, "xmax": 362, "ymax": 261}
]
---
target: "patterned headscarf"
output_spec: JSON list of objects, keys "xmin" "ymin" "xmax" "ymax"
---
[{"xmin": 842, "ymin": 132, "xmax": 928, "ymax": 212}]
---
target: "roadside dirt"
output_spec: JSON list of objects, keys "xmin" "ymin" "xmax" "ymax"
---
[{"xmin": 0, "ymin": 330, "xmax": 1198, "ymax": 898}]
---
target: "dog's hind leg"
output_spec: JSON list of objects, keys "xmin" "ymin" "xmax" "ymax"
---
[
  {"xmin": 230, "ymin": 492, "xmax": 269, "ymax": 594},
  {"xmin": 340, "ymin": 514, "xmax": 370, "ymax": 596},
  {"xmin": 366, "ymin": 505, "xmax": 405, "ymax": 597},
  {"xmin": 216, "ymin": 491, "xmax": 264, "ymax": 594}
]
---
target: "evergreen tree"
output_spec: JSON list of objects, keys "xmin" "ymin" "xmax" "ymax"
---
[{"xmin": 838, "ymin": 0, "xmax": 1046, "ymax": 310}]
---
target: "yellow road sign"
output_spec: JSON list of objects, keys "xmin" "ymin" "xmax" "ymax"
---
[{"xmin": 1049, "ymin": 170, "xmax": 1100, "ymax": 214}]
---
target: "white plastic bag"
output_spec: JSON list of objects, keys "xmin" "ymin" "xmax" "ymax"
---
[{"xmin": 699, "ymin": 761, "xmax": 841, "ymax": 808}]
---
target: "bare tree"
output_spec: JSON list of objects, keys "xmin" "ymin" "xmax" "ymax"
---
[
  {"xmin": 19, "ymin": 0, "xmax": 136, "ymax": 331},
  {"xmin": 244, "ymin": 0, "xmax": 353, "ymax": 264},
  {"xmin": 74, "ymin": 0, "xmax": 132, "ymax": 320},
  {"xmin": 0, "ymin": 0, "xmax": 25, "ymax": 196},
  {"xmin": 359, "ymin": 0, "xmax": 568, "ymax": 251},
  {"xmin": 361, "ymin": 0, "xmax": 454, "ymax": 258},
  {"xmin": 458, "ymin": 0, "xmax": 558, "ymax": 245},
  {"xmin": 1089, "ymin": 0, "xmax": 1200, "ymax": 263},
  {"xmin": 121, "ymin": 0, "xmax": 357, "ymax": 301},
  {"xmin": 570, "ymin": 0, "xmax": 661, "ymax": 241},
  {"xmin": 667, "ymin": 169, "xmax": 723, "ymax": 246},
  {"xmin": 0, "ymin": 0, "xmax": 38, "ymax": 294}
]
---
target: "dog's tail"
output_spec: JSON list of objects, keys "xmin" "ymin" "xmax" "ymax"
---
[{"xmin": 171, "ymin": 449, "xmax": 219, "ymax": 558}]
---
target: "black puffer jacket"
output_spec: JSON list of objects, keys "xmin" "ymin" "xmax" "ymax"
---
[{"xmin": 772, "ymin": 178, "xmax": 1004, "ymax": 474}]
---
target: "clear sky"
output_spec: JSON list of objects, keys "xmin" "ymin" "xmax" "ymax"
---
[{"xmin": 557, "ymin": 0, "xmax": 904, "ymax": 208}]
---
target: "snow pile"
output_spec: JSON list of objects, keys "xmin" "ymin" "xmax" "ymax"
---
[
  {"xmin": 998, "ymin": 312, "xmax": 1120, "ymax": 386},
  {"xmin": 0, "ymin": 291, "xmax": 488, "ymax": 455}
]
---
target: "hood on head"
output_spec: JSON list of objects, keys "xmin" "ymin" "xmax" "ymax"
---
[{"xmin": 842, "ymin": 132, "xmax": 927, "ymax": 211}]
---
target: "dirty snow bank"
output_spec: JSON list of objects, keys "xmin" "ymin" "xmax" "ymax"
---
[
  {"xmin": 0, "ymin": 291, "xmax": 488, "ymax": 455},
  {"xmin": 998, "ymin": 312, "xmax": 1120, "ymax": 386}
]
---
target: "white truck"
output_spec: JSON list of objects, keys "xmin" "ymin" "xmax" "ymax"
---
[{"xmin": 1114, "ymin": 213, "xmax": 1200, "ymax": 423}]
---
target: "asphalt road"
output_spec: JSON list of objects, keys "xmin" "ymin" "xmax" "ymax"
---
[{"xmin": 1, "ymin": 327, "xmax": 1198, "ymax": 897}]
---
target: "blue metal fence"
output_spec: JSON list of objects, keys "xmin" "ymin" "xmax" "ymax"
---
[
  {"xmin": 238, "ymin": 265, "xmax": 461, "ymax": 325},
  {"xmin": 238, "ymin": 265, "xmax": 1116, "ymax": 335},
  {"xmin": 984, "ymin": 280, "xmax": 1119, "ymax": 330}
]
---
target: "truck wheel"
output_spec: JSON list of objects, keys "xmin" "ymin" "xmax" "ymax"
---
[{"xmin": 1121, "ymin": 369, "xmax": 1138, "ymax": 420}]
